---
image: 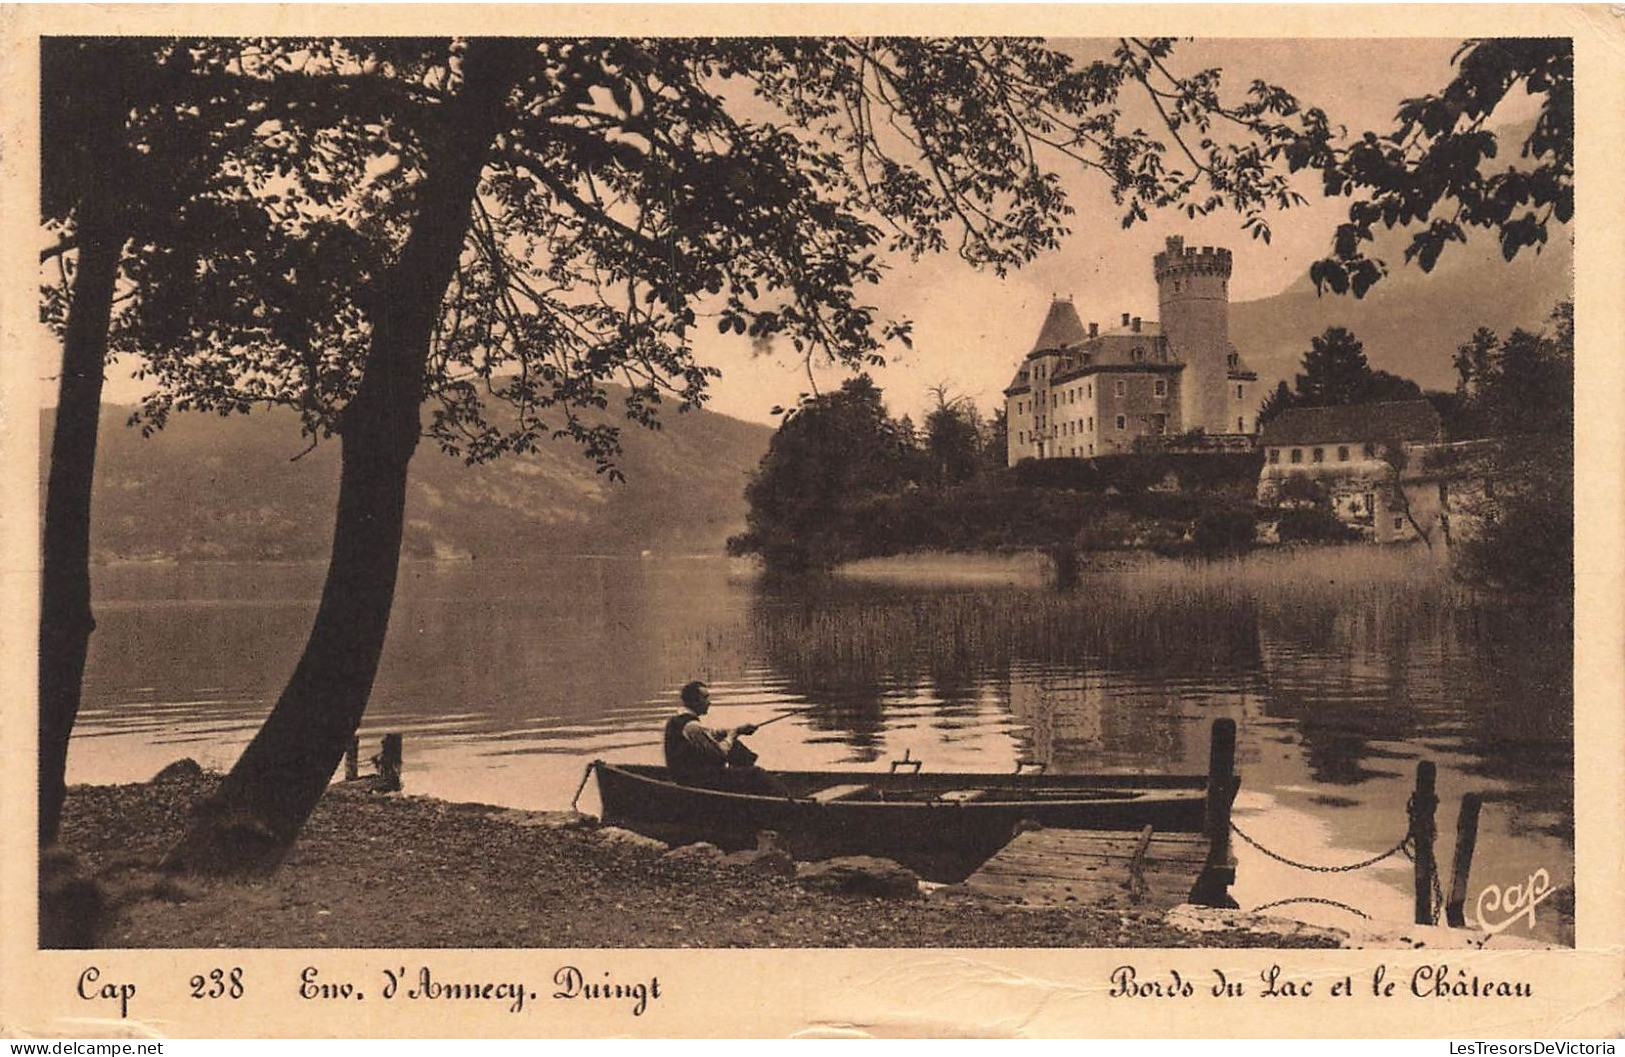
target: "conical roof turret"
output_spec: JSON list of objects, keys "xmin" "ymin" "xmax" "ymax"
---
[{"xmin": 1029, "ymin": 296, "xmax": 1087, "ymax": 355}]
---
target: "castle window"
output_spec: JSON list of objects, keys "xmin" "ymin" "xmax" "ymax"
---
[
  {"xmin": 1115, "ymin": 415, "xmax": 1126, "ymax": 431},
  {"xmin": 1154, "ymin": 380, "xmax": 1167, "ymax": 397},
  {"xmin": 1132, "ymin": 347, "xmax": 1145, "ymax": 363},
  {"xmin": 1337, "ymin": 446, "xmax": 1350, "ymax": 462},
  {"xmin": 1018, "ymin": 430, "xmax": 1025, "ymax": 443},
  {"xmin": 1394, "ymin": 517, "xmax": 1405, "ymax": 531},
  {"xmin": 1089, "ymin": 443, "xmax": 1095, "ymax": 456},
  {"xmin": 1237, "ymin": 417, "xmax": 1245, "ymax": 432},
  {"xmin": 1227, "ymin": 353, "xmax": 1239, "ymax": 369},
  {"xmin": 1363, "ymin": 442, "xmax": 1377, "ymax": 458},
  {"xmin": 1312, "ymin": 447, "xmax": 1325, "ymax": 463},
  {"xmin": 1174, "ymin": 280, "xmax": 1181, "ymax": 293},
  {"xmin": 1088, "ymin": 416, "xmax": 1094, "ymax": 431},
  {"xmin": 1115, "ymin": 380, "xmax": 1127, "ymax": 397},
  {"xmin": 1152, "ymin": 414, "xmax": 1167, "ymax": 434},
  {"xmin": 1268, "ymin": 448, "xmax": 1279, "ymax": 464},
  {"xmin": 1290, "ymin": 448, "xmax": 1303, "ymax": 464},
  {"xmin": 1087, "ymin": 383, "xmax": 1093, "ymax": 399},
  {"xmin": 1235, "ymin": 384, "xmax": 1244, "ymax": 399}
]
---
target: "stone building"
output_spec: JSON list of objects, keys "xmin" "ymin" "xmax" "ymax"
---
[
  {"xmin": 1256, "ymin": 401, "xmax": 1445, "ymax": 543},
  {"xmin": 1003, "ymin": 236, "xmax": 1259, "ymax": 465}
]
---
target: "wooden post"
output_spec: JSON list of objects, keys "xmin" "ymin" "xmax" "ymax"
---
[
  {"xmin": 374, "ymin": 734, "xmax": 403, "ymax": 793},
  {"xmin": 1412, "ymin": 760, "xmax": 1438, "ymax": 925},
  {"xmin": 1445, "ymin": 792, "xmax": 1482, "ymax": 928},
  {"xmin": 1127, "ymin": 824, "xmax": 1154, "ymax": 902},
  {"xmin": 344, "ymin": 737, "xmax": 359, "ymax": 782},
  {"xmin": 1189, "ymin": 718, "xmax": 1239, "ymax": 908}
]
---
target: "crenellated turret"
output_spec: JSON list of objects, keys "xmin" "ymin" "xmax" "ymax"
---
[
  {"xmin": 1155, "ymin": 236, "xmax": 1233, "ymax": 434},
  {"xmin": 1152, "ymin": 236, "xmax": 1234, "ymax": 284}
]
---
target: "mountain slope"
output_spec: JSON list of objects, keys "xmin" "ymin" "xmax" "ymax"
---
[
  {"xmin": 52, "ymin": 397, "xmax": 772, "ymax": 563},
  {"xmin": 1231, "ymin": 227, "xmax": 1572, "ymax": 394}
]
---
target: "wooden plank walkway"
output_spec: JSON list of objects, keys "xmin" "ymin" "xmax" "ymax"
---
[{"xmin": 964, "ymin": 827, "xmax": 1209, "ymax": 910}]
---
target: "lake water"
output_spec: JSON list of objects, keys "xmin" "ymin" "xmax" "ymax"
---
[{"xmin": 68, "ymin": 551, "xmax": 1574, "ymax": 944}]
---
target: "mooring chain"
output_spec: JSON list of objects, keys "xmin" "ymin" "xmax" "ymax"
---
[
  {"xmin": 1408, "ymin": 840, "xmax": 1445, "ymax": 925},
  {"xmin": 1229, "ymin": 818, "xmax": 1411, "ymax": 874},
  {"xmin": 1398, "ymin": 793, "xmax": 1447, "ymax": 924},
  {"xmin": 1249, "ymin": 896, "xmax": 1373, "ymax": 920}
]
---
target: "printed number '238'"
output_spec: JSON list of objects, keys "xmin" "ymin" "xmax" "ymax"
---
[{"xmin": 190, "ymin": 968, "xmax": 244, "ymax": 999}]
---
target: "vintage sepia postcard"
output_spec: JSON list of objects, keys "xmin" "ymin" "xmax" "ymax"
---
[{"xmin": 1, "ymin": 3, "xmax": 1621, "ymax": 1040}]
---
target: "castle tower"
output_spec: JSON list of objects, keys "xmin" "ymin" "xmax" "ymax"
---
[
  {"xmin": 1004, "ymin": 296, "xmax": 1087, "ymax": 463},
  {"xmin": 1154, "ymin": 236, "xmax": 1233, "ymax": 434}
]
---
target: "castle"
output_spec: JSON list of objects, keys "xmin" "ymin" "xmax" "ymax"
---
[{"xmin": 1004, "ymin": 236, "xmax": 1258, "ymax": 465}]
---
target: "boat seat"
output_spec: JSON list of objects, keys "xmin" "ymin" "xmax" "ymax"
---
[
  {"xmin": 806, "ymin": 783, "xmax": 869, "ymax": 803},
  {"xmin": 935, "ymin": 789, "xmax": 988, "ymax": 803}
]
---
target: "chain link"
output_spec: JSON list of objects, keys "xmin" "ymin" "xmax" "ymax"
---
[
  {"xmin": 1398, "ymin": 795, "xmax": 1447, "ymax": 924},
  {"xmin": 1249, "ymin": 896, "xmax": 1373, "ymax": 920},
  {"xmin": 1228, "ymin": 793, "xmax": 1447, "ymax": 924},
  {"xmin": 1230, "ymin": 818, "xmax": 1411, "ymax": 873}
]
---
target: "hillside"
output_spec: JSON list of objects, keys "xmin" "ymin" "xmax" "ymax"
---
[
  {"xmin": 1231, "ymin": 226, "xmax": 1572, "ymax": 394},
  {"xmin": 51, "ymin": 397, "xmax": 772, "ymax": 563}
]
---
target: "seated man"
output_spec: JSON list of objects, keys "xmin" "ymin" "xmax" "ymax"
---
[{"xmin": 663, "ymin": 681, "xmax": 786, "ymax": 796}]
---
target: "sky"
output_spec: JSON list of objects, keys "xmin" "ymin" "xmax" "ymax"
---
[
  {"xmin": 691, "ymin": 37, "xmax": 1482, "ymax": 426},
  {"xmin": 58, "ymin": 37, "xmax": 1495, "ymax": 429}
]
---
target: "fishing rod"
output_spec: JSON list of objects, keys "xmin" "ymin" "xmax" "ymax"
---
[
  {"xmin": 734, "ymin": 702, "xmax": 818, "ymax": 731},
  {"xmin": 594, "ymin": 701, "xmax": 819, "ymax": 754},
  {"xmin": 719, "ymin": 703, "xmax": 817, "ymax": 768}
]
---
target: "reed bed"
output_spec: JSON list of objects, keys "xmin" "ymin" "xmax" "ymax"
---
[{"xmin": 736, "ymin": 545, "xmax": 1473, "ymax": 690}]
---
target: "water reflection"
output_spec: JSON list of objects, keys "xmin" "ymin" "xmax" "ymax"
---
[{"xmin": 71, "ymin": 552, "xmax": 1573, "ymax": 943}]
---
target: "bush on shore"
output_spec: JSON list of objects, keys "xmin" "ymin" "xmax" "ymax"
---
[{"xmin": 733, "ymin": 456, "xmax": 1266, "ymax": 573}]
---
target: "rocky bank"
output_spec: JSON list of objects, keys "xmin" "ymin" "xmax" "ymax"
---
[{"xmin": 49, "ymin": 769, "xmax": 1339, "ymax": 950}]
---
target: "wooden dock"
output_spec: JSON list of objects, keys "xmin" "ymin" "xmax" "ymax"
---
[
  {"xmin": 964, "ymin": 826, "xmax": 1210, "ymax": 910},
  {"xmin": 963, "ymin": 719, "xmax": 1239, "ymax": 911}
]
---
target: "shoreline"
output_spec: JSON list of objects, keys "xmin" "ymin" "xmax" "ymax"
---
[{"xmin": 51, "ymin": 768, "xmax": 1348, "ymax": 951}]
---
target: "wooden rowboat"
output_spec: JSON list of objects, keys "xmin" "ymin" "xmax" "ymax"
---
[{"xmin": 589, "ymin": 759, "xmax": 1210, "ymax": 873}]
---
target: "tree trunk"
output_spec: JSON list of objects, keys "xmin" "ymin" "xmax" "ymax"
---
[
  {"xmin": 164, "ymin": 40, "xmax": 534, "ymax": 875},
  {"xmin": 38, "ymin": 202, "xmax": 123, "ymax": 847}
]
